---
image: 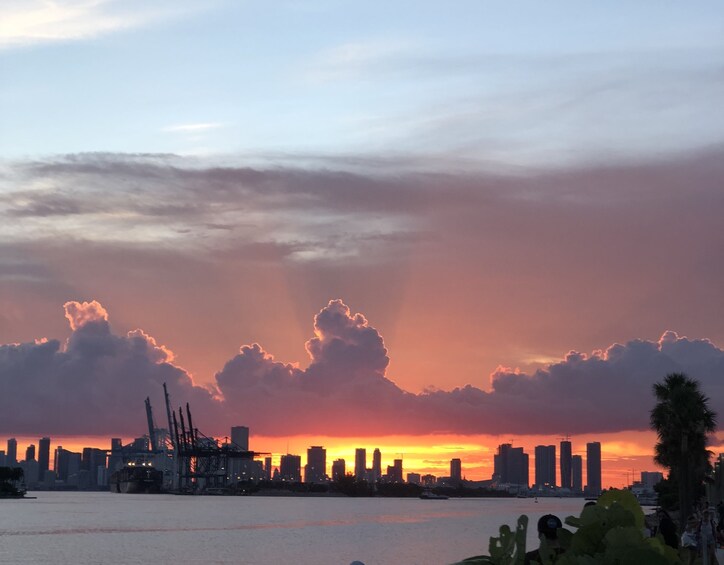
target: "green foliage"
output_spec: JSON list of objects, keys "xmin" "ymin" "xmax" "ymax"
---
[
  {"xmin": 454, "ymin": 490, "xmax": 680, "ymax": 564},
  {"xmin": 650, "ymin": 372, "xmax": 717, "ymax": 522},
  {"xmin": 453, "ymin": 515, "xmax": 528, "ymax": 564}
]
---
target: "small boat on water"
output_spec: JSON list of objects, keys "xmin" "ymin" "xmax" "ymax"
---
[{"xmin": 420, "ymin": 490, "xmax": 449, "ymax": 500}]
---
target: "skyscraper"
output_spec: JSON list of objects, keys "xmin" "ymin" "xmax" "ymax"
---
[
  {"xmin": 279, "ymin": 454, "xmax": 301, "ymax": 482},
  {"xmin": 6, "ymin": 438, "xmax": 17, "ymax": 466},
  {"xmin": 355, "ymin": 448, "xmax": 366, "ymax": 480},
  {"xmin": 560, "ymin": 440, "xmax": 572, "ymax": 490},
  {"xmin": 331, "ymin": 459, "xmax": 346, "ymax": 481},
  {"xmin": 493, "ymin": 444, "xmax": 529, "ymax": 487},
  {"xmin": 38, "ymin": 437, "xmax": 51, "ymax": 481},
  {"xmin": 534, "ymin": 445, "xmax": 556, "ymax": 487},
  {"xmin": 304, "ymin": 446, "xmax": 326, "ymax": 483},
  {"xmin": 231, "ymin": 426, "xmax": 249, "ymax": 451},
  {"xmin": 372, "ymin": 448, "xmax": 382, "ymax": 481},
  {"xmin": 586, "ymin": 442, "xmax": 602, "ymax": 496},
  {"xmin": 572, "ymin": 455, "xmax": 583, "ymax": 493},
  {"xmin": 450, "ymin": 458, "xmax": 462, "ymax": 484},
  {"xmin": 25, "ymin": 444, "xmax": 36, "ymax": 462}
]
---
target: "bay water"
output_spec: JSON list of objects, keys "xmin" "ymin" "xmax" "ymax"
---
[{"xmin": 1, "ymin": 493, "xmax": 592, "ymax": 564}]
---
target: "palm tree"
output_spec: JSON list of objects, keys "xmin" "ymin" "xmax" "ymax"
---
[{"xmin": 650, "ymin": 373, "xmax": 717, "ymax": 526}]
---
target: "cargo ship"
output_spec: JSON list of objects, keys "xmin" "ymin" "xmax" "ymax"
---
[{"xmin": 110, "ymin": 464, "xmax": 163, "ymax": 494}]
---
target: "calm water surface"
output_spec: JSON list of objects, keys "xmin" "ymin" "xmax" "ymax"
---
[{"xmin": 0, "ymin": 492, "xmax": 591, "ymax": 564}]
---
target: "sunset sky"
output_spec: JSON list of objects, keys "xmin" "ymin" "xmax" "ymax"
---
[{"xmin": 2, "ymin": 1, "xmax": 724, "ymax": 486}]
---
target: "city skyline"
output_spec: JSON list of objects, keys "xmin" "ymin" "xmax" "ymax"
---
[
  {"xmin": 1, "ymin": 432, "xmax": 635, "ymax": 490},
  {"xmin": 2, "ymin": 2, "xmax": 724, "ymax": 490}
]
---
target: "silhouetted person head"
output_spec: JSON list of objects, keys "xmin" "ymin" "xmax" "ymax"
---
[{"xmin": 537, "ymin": 514, "xmax": 563, "ymax": 541}]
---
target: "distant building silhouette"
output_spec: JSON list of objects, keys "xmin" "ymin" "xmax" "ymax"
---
[
  {"xmin": 38, "ymin": 437, "xmax": 51, "ymax": 482},
  {"xmin": 231, "ymin": 426, "xmax": 249, "ymax": 451},
  {"xmin": 560, "ymin": 440, "xmax": 572, "ymax": 490},
  {"xmin": 304, "ymin": 446, "xmax": 326, "ymax": 483},
  {"xmin": 450, "ymin": 458, "xmax": 462, "ymax": 484},
  {"xmin": 355, "ymin": 448, "xmax": 366, "ymax": 480},
  {"xmin": 372, "ymin": 448, "xmax": 382, "ymax": 481},
  {"xmin": 386, "ymin": 459, "xmax": 403, "ymax": 483},
  {"xmin": 331, "ymin": 459, "xmax": 346, "ymax": 481},
  {"xmin": 264, "ymin": 457, "xmax": 272, "ymax": 480},
  {"xmin": 534, "ymin": 445, "xmax": 556, "ymax": 488},
  {"xmin": 586, "ymin": 442, "xmax": 602, "ymax": 496},
  {"xmin": 572, "ymin": 455, "xmax": 583, "ymax": 493},
  {"xmin": 6, "ymin": 438, "xmax": 17, "ymax": 466},
  {"xmin": 494, "ymin": 444, "xmax": 529, "ymax": 487},
  {"xmin": 407, "ymin": 472, "xmax": 421, "ymax": 485},
  {"xmin": 25, "ymin": 444, "xmax": 36, "ymax": 463},
  {"xmin": 279, "ymin": 454, "xmax": 301, "ymax": 482}
]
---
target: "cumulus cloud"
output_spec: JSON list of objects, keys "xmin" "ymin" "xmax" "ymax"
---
[
  {"xmin": 2, "ymin": 299, "xmax": 724, "ymax": 438},
  {"xmin": 0, "ymin": 301, "xmax": 217, "ymax": 435}
]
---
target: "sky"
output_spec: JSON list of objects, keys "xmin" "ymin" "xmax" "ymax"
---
[{"xmin": 1, "ymin": 1, "xmax": 724, "ymax": 485}]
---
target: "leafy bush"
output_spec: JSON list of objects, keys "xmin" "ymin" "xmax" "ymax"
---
[{"xmin": 453, "ymin": 490, "xmax": 680, "ymax": 564}]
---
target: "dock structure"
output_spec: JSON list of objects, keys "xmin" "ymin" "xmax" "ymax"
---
[{"xmin": 162, "ymin": 384, "xmax": 267, "ymax": 493}]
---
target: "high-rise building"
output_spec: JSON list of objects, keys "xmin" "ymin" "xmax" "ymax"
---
[
  {"xmin": 6, "ymin": 438, "xmax": 17, "ymax": 466},
  {"xmin": 25, "ymin": 444, "xmax": 36, "ymax": 462},
  {"xmin": 279, "ymin": 454, "xmax": 301, "ymax": 482},
  {"xmin": 586, "ymin": 442, "xmax": 602, "ymax": 496},
  {"xmin": 331, "ymin": 459, "xmax": 346, "ymax": 481},
  {"xmin": 304, "ymin": 446, "xmax": 326, "ymax": 483},
  {"xmin": 108, "ymin": 438, "xmax": 123, "ymax": 473},
  {"xmin": 355, "ymin": 448, "xmax": 366, "ymax": 480},
  {"xmin": 534, "ymin": 445, "xmax": 556, "ymax": 488},
  {"xmin": 407, "ymin": 472, "xmax": 421, "ymax": 485},
  {"xmin": 38, "ymin": 437, "xmax": 51, "ymax": 481},
  {"xmin": 641, "ymin": 471, "xmax": 663, "ymax": 490},
  {"xmin": 493, "ymin": 444, "xmax": 529, "ymax": 487},
  {"xmin": 560, "ymin": 440, "xmax": 572, "ymax": 490},
  {"xmin": 386, "ymin": 459, "xmax": 403, "ymax": 482},
  {"xmin": 450, "ymin": 458, "xmax": 462, "ymax": 484},
  {"xmin": 572, "ymin": 455, "xmax": 583, "ymax": 493},
  {"xmin": 372, "ymin": 448, "xmax": 382, "ymax": 481},
  {"xmin": 54, "ymin": 447, "xmax": 81, "ymax": 482},
  {"xmin": 81, "ymin": 448, "xmax": 107, "ymax": 482},
  {"xmin": 231, "ymin": 426, "xmax": 249, "ymax": 451},
  {"xmin": 264, "ymin": 457, "xmax": 272, "ymax": 480}
]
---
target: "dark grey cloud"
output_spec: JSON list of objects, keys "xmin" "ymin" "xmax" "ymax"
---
[
  {"xmin": 0, "ymin": 301, "xmax": 218, "ymax": 435},
  {"xmin": 2, "ymin": 299, "xmax": 723, "ymax": 438}
]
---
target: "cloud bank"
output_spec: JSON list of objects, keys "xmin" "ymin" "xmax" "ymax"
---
[{"xmin": 2, "ymin": 300, "xmax": 723, "ymax": 438}]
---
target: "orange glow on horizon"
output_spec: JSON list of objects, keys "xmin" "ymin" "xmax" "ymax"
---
[{"xmin": 2, "ymin": 430, "xmax": 684, "ymax": 488}]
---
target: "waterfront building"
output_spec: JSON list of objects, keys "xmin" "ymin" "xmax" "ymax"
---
[
  {"xmin": 331, "ymin": 459, "xmax": 346, "ymax": 481},
  {"xmin": 108, "ymin": 438, "xmax": 123, "ymax": 473},
  {"xmin": 534, "ymin": 445, "xmax": 556, "ymax": 488},
  {"xmin": 6, "ymin": 438, "xmax": 17, "ymax": 466},
  {"xmin": 386, "ymin": 459, "xmax": 403, "ymax": 483},
  {"xmin": 304, "ymin": 446, "xmax": 327, "ymax": 483},
  {"xmin": 231, "ymin": 426, "xmax": 249, "ymax": 451},
  {"xmin": 38, "ymin": 437, "xmax": 51, "ymax": 482},
  {"xmin": 372, "ymin": 448, "xmax": 382, "ymax": 481},
  {"xmin": 421, "ymin": 474, "xmax": 436, "ymax": 486},
  {"xmin": 571, "ymin": 455, "xmax": 583, "ymax": 494},
  {"xmin": 279, "ymin": 454, "xmax": 301, "ymax": 482},
  {"xmin": 54, "ymin": 447, "xmax": 82, "ymax": 482},
  {"xmin": 450, "ymin": 458, "xmax": 462, "ymax": 484},
  {"xmin": 493, "ymin": 444, "xmax": 529, "ymax": 487},
  {"xmin": 355, "ymin": 448, "xmax": 366, "ymax": 480},
  {"xmin": 82, "ymin": 448, "xmax": 107, "ymax": 477},
  {"xmin": 572, "ymin": 455, "xmax": 583, "ymax": 493},
  {"xmin": 25, "ymin": 444, "xmax": 36, "ymax": 462},
  {"xmin": 407, "ymin": 472, "xmax": 421, "ymax": 485},
  {"xmin": 264, "ymin": 457, "xmax": 272, "ymax": 480},
  {"xmin": 560, "ymin": 440, "xmax": 572, "ymax": 490},
  {"xmin": 641, "ymin": 471, "xmax": 663, "ymax": 490},
  {"xmin": 0, "ymin": 450, "xmax": 5, "ymax": 466},
  {"xmin": 586, "ymin": 442, "xmax": 602, "ymax": 496}
]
